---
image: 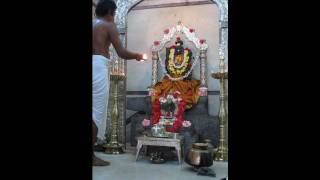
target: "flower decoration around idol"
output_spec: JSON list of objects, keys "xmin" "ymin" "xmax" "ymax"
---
[
  {"xmin": 151, "ymin": 22, "xmax": 208, "ymax": 52},
  {"xmin": 158, "ymin": 39, "xmax": 200, "ymax": 81},
  {"xmin": 182, "ymin": 120, "xmax": 192, "ymax": 128},
  {"xmin": 142, "ymin": 118, "xmax": 151, "ymax": 135},
  {"xmin": 148, "ymin": 87, "xmax": 156, "ymax": 96},
  {"xmin": 151, "ymin": 22, "xmax": 207, "ymax": 81},
  {"xmin": 142, "ymin": 119, "xmax": 151, "ymax": 127},
  {"xmin": 199, "ymin": 39, "xmax": 206, "ymax": 44},
  {"xmin": 159, "ymin": 93, "xmax": 180, "ymax": 118},
  {"xmin": 198, "ymin": 86, "xmax": 208, "ymax": 96},
  {"xmin": 154, "ymin": 41, "xmax": 160, "ymax": 46},
  {"xmin": 151, "ymin": 91, "xmax": 186, "ymax": 133},
  {"xmin": 167, "ymin": 48, "xmax": 189, "ymax": 75}
]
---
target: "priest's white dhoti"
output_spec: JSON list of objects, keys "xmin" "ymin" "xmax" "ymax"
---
[{"xmin": 92, "ymin": 55, "xmax": 110, "ymax": 140}]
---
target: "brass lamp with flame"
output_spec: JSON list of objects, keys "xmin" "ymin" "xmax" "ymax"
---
[
  {"xmin": 211, "ymin": 54, "xmax": 228, "ymax": 161},
  {"xmin": 104, "ymin": 61, "xmax": 125, "ymax": 154}
]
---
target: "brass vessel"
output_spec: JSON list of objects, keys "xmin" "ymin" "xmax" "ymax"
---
[{"xmin": 185, "ymin": 143, "xmax": 213, "ymax": 168}]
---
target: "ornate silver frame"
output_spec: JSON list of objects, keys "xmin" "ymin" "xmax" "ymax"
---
[{"xmin": 149, "ymin": 21, "xmax": 209, "ymax": 96}]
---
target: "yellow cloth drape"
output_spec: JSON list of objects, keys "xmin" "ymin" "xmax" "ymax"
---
[{"xmin": 152, "ymin": 76, "xmax": 200, "ymax": 109}]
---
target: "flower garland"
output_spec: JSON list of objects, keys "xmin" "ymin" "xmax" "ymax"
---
[
  {"xmin": 168, "ymin": 48, "xmax": 189, "ymax": 69},
  {"xmin": 151, "ymin": 22, "xmax": 207, "ymax": 81},
  {"xmin": 151, "ymin": 90, "xmax": 186, "ymax": 133},
  {"xmin": 158, "ymin": 50, "xmax": 200, "ymax": 81},
  {"xmin": 167, "ymin": 48, "xmax": 190, "ymax": 76},
  {"xmin": 151, "ymin": 23, "xmax": 208, "ymax": 52},
  {"xmin": 159, "ymin": 94, "xmax": 178, "ymax": 116}
]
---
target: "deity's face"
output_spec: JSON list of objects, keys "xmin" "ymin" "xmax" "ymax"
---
[{"xmin": 175, "ymin": 43, "xmax": 184, "ymax": 55}]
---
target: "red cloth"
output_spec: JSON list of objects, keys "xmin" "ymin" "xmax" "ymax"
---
[
  {"xmin": 151, "ymin": 98, "xmax": 186, "ymax": 133},
  {"xmin": 151, "ymin": 99, "xmax": 161, "ymax": 125}
]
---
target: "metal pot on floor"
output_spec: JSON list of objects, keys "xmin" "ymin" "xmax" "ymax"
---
[{"xmin": 185, "ymin": 143, "xmax": 213, "ymax": 168}]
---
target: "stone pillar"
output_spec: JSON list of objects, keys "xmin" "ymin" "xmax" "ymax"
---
[
  {"xmin": 220, "ymin": 20, "xmax": 228, "ymax": 147},
  {"xmin": 199, "ymin": 50, "xmax": 208, "ymax": 96},
  {"xmin": 151, "ymin": 51, "xmax": 158, "ymax": 86}
]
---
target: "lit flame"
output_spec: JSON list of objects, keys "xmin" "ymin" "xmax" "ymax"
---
[{"xmin": 142, "ymin": 54, "xmax": 147, "ymax": 60}]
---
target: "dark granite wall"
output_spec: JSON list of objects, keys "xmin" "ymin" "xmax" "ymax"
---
[{"xmin": 126, "ymin": 96, "xmax": 219, "ymax": 151}]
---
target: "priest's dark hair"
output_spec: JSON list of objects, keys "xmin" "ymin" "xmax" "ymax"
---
[{"xmin": 95, "ymin": 0, "xmax": 117, "ymax": 17}]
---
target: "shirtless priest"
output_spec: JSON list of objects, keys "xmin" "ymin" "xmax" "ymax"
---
[{"xmin": 93, "ymin": 0, "xmax": 144, "ymax": 166}]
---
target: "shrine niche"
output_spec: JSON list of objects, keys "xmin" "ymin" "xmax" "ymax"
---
[
  {"xmin": 113, "ymin": 0, "xmax": 227, "ymax": 149},
  {"xmin": 149, "ymin": 22, "xmax": 209, "ymax": 101},
  {"xmin": 148, "ymin": 22, "xmax": 209, "ymax": 134}
]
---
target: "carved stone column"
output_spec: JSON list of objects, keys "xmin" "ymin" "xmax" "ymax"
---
[
  {"xmin": 198, "ymin": 49, "xmax": 208, "ymax": 96},
  {"xmin": 200, "ymin": 50, "xmax": 207, "ymax": 87},
  {"xmin": 220, "ymin": 20, "xmax": 228, "ymax": 64},
  {"xmin": 220, "ymin": 21, "xmax": 228, "ymax": 148},
  {"xmin": 151, "ymin": 51, "xmax": 158, "ymax": 86}
]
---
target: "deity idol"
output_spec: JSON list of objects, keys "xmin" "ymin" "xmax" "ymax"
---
[{"xmin": 152, "ymin": 37, "xmax": 201, "ymax": 109}]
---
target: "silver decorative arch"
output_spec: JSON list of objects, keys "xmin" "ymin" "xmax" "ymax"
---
[{"xmin": 115, "ymin": 0, "xmax": 228, "ymax": 59}]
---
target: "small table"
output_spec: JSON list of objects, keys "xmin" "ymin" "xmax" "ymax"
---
[{"xmin": 135, "ymin": 136, "xmax": 183, "ymax": 164}]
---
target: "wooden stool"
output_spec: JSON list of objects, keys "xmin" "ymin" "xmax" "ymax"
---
[{"xmin": 135, "ymin": 136, "xmax": 183, "ymax": 164}]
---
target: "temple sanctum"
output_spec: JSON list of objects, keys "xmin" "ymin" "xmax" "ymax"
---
[{"xmin": 92, "ymin": 0, "xmax": 228, "ymax": 179}]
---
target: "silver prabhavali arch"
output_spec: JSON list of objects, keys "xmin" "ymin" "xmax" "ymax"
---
[
  {"xmin": 105, "ymin": 0, "xmax": 228, "ymax": 148},
  {"xmin": 149, "ymin": 22, "xmax": 208, "ymax": 99}
]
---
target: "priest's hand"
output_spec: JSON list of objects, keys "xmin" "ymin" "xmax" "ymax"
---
[{"xmin": 135, "ymin": 53, "xmax": 144, "ymax": 61}]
